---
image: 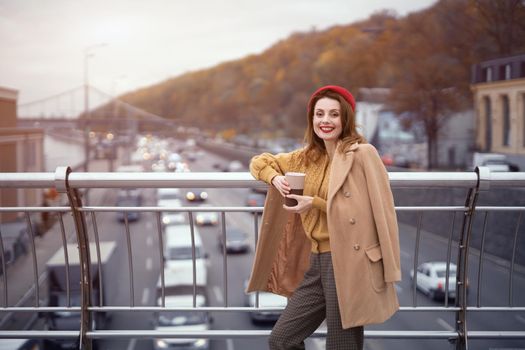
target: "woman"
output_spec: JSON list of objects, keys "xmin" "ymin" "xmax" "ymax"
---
[{"xmin": 246, "ymin": 85, "xmax": 401, "ymax": 350}]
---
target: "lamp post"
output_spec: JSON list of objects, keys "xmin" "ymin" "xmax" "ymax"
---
[{"xmin": 83, "ymin": 43, "xmax": 107, "ymax": 173}]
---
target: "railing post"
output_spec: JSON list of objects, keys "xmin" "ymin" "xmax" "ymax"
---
[
  {"xmin": 453, "ymin": 167, "xmax": 490, "ymax": 350},
  {"xmin": 55, "ymin": 166, "xmax": 93, "ymax": 350}
]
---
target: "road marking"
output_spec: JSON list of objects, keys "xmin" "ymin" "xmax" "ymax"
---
[
  {"xmin": 516, "ymin": 315, "xmax": 525, "ymax": 325},
  {"xmin": 142, "ymin": 288, "xmax": 150, "ymax": 305},
  {"xmin": 146, "ymin": 236, "xmax": 153, "ymax": 247},
  {"xmin": 226, "ymin": 338, "xmax": 234, "ymax": 350},
  {"xmin": 126, "ymin": 338, "xmax": 136, "ymax": 350},
  {"xmin": 213, "ymin": 286, "xmax": 224, "ymax": 304},
  {"xmin": 146, "ymin": 257, "xmax": 153, "ymax": 271},
  {"xmin": 436, "ymin": 317, "xmax": 454, "ymax": 331}
]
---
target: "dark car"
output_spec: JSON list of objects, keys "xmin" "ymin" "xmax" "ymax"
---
[
  {"xmin": 116, "ymin": 195, "xmax": 141, "ymax": 222},
  {"xmin": 218, "ymin": 228, "xmax": 250, "ymax": 254}
]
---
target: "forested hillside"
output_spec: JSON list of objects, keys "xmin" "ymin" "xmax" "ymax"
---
[{"xmin": 99, "ymin": 0, "xmax": 525, "ymax": 140}]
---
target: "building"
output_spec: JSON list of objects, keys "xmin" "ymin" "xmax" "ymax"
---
[
  {"xmin": 357, "ymin": 88, "xmax": 475, "ymax": 170},
  {"xmin": 471, "ymin": 53, "xmax": 525, "ymax": 169},
  {"xmin": 0, "ymin": 86, "xmax": 44, "ymax": 222}
]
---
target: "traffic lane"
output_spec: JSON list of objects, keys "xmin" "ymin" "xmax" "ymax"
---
[
  {"xmin": 96, "ymin": 188, "xmax": 161, "ymax": 350},
  {"xmin": 187, "ymin": 147, "xmax": 280, "ymax": 350},
  {"xmin": 386, "ymin": 221, "xmax": 525, "ymax": 350},
  {"xmin": 195, "ymin": 203, "xmax": 267, "ymax": 350}
]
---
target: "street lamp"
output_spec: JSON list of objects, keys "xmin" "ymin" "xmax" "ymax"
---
[{"xmin": 83, "ymin": 43, "xmax": 107, "ymax": 173}]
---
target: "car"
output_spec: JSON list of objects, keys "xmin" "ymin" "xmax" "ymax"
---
[
  {"xmin": 185, "ymin": 189, "xmax": 208, "ymax": 202},
  {"xmin": 118, "ymin": 188, "xmax": 143, "ymax": 202},
  {"xmin": 0, "ymin": 219, "xmax": 30, "ymax": 274},
  {"xmin": 246, "ymin": 193, "xmax": 266, "ymax": 208},
  {"xmin": 157, "ymin": 188, "xmax": 181, "ymax": 201},
  {"xmin": 244, "ymin": 281, "xmax": 287, "ymax": 323},
  {"xmin": 226, "ymin": 160, "xmax": 243, "ymax": 172},
  {"xmin": 116, "ymin": 195, "xmax": 141, "ymax": 222},
  {"xmin": 482, "ymin": 159, "xmax": 519, "ymax": 172},
  {"xmin": 164, "ymin": 225, "xmax": 208, "ymax": 286},
  {"xmin": 217, "ymin": 227, "xmax": 250, "ymax": 254},
  {"xmin": 0, "ymin": 339, "xmax": 43, "ymax": 350},
  {"xmin": 410, "ymin": 262, "xmax": 462, "ymax": 301},
  {"xmin": 153, "ymin": 285, "xmax": 211, "ymax": 350},
  {"xmin": 472, "ymin": 152, "xmax": 520, "ymax": 172},
  {"xmin": 194, "ymin": 205, "xmax": 219, "ymax": 226},
  {"xmin": 158, "ymin": 198, "xmax": 187, "ymax": 226}
]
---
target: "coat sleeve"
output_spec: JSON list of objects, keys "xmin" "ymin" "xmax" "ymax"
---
[{"xmin": 359, "ymin": 144, "xmax": 401, "ymax": 283}]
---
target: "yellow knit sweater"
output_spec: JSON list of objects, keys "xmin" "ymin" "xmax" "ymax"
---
[{"xmin": 250, "ymin": 149, "xmax": 331, "ymax": 253}]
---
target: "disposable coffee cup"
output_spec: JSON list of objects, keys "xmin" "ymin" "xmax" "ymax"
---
[{"xmin": 285, "ymin": 172, "xmax": 305, "ymax": 207}]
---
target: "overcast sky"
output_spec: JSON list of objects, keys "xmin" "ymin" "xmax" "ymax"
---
[{"xmin": 0, "ymin": 0, "xmax": 436, "ymax": 111}]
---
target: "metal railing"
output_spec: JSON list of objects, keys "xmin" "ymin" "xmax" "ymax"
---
[{"xmin": 0, "ymin": 166, "xmax": 524, "ymax": 349}]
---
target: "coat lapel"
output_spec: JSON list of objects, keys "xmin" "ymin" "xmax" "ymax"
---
[{"xmin": 328, "ymin": 142, "xmax": 359, "ymax": 202}]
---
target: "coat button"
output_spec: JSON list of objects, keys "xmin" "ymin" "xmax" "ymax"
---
[
  {"xmin": 353, "ymin": 244, "xmax": 360, "ymax": 251},
  {"xmin": 349, "ymin": 218, "xmax": 356, "ymax": 225},
  {"xmin": 344, "ymin": 191, "xmax": 351, "ymax": 198}
]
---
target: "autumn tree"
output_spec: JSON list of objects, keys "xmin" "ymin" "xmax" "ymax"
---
[{"xmin": 387, "ymin": 8, "xmax": 466, "ymax": 169}]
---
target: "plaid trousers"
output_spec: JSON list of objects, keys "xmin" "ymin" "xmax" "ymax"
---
[{"xmin": 269, "ymin": 252, "xmax": 364, "ymax": 350}]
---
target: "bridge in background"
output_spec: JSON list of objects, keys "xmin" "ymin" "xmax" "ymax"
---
[{"xmin": 16, "ymin": 85, "xmax": 194, "ymax": 135}]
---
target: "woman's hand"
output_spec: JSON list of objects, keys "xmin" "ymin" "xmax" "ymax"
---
[
  {"xmin": 283, "ymin": 195, "xmax": 313, "ymax": 214},
  {"xmin": 271, "ymin": 175, "xmax": 290, "ymax": 197}
]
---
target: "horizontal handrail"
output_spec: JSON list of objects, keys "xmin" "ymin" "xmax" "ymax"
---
[
  {"xmin": 1, "ymin": 168, "xmax": 525, "ymax": 189},
  {"xmin": 1, "ymin": 166, "xmax": 525, "ymax": 348}
]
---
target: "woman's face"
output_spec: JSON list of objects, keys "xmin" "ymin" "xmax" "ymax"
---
[{"xmin": 313, "ymin": 97, "xmax": 343, "ymax": 142}]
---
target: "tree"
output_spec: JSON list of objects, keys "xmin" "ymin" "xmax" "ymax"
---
[
  {"xmin": 387, "ymin": 10, "xmax": 465, "ymax": 169},
  {"xmin": 471, "ymin": 0, "xmax": 525, "ymax": 55}
]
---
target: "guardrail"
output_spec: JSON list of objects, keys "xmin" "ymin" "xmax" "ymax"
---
[{"xmin": 0, "ymin": 166, "xmax": 524, "ymax": 350}]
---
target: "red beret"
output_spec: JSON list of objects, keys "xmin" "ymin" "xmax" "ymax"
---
[{"xmin": 308, "ymin": 85, "xmax": 356, "ymax": 112}]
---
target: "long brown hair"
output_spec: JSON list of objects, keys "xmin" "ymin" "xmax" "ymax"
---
[{"xmin": 303, "ymin": 89, "xmax": 366, "ymax": 163}]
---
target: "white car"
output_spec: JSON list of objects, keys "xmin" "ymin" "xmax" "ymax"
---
[
  {"xmin": 153, "ymin": 285, "xmax": 210, "ymax": 350},
  {"xmin": 157, "ymin": 188, "xmax": 181, "ymax": 201},
  {"xmin": 410, "ymin": 262, "xmax": 459, "ymax": 300},
  {"xmin": 157, "ymin": 198, "xmax": 186, "ymax": 226},
  {"xmin": 194, "ymin": 206, "xmax": 219, "ymax": 226},
  {"xmin": 164, "ymin": 225, "xmax": 208, "ymax": 287},
  {"xmin": 226, "ymin": 160, "xmax": 243, "ymax": 172}
]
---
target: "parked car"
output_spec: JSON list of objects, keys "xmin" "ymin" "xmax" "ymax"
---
[
  {"xmin": 244, "ymin": 280, "xmax": 287, "ymax": 323},
  {"xmin": 218, "ymin": 227, "xmax": 250, "ymax": 254},
  {"xmin": 185, "ymin": 189, "xmax": 208, "ymax": 202},
  {"xmin": 482, "ymin": 159, "xmax": 520, "ymax": 172},
  {"xmin": 410, "ymin": 262, "xmax": 462, "ymax": 300},
  {"xmin": 195, "ymin": 205, "xmax": 219, "ymax": 226},
  {"xmin": 472, "ymin": 152, "xmax": 520, "ymax": 172}
]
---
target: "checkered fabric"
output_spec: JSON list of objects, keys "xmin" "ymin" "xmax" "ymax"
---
[{"xmin": 269, "ymin": 252, "xmax": 364, "ymax": 350}]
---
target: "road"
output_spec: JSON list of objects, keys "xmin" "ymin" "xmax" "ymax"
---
[{"xmin": 1, "ymin": 143, "xmax": 524, "ymax": 350}]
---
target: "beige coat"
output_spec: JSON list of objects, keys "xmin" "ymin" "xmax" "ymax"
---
[{"xmin": 246, "ymin": 143, "xmax": 401, "ymax": 328}]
